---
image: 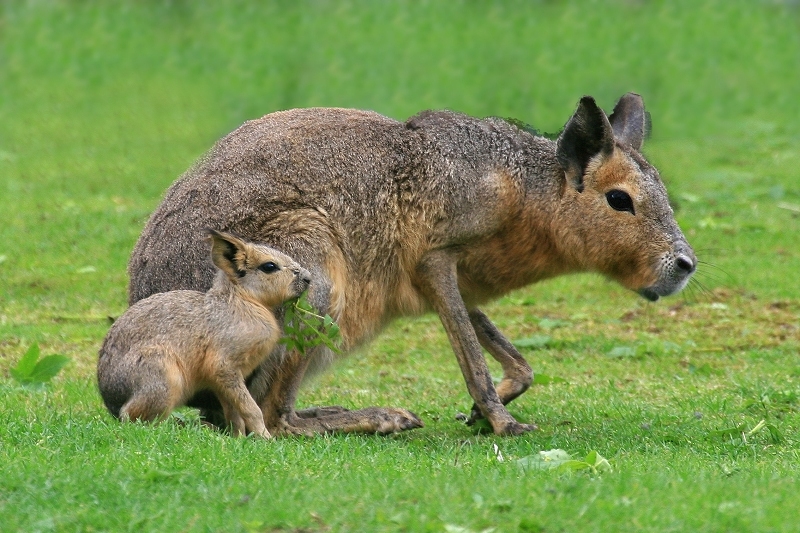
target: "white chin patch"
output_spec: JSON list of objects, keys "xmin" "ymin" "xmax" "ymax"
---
[{"xmin": 643, "ymin": 268, "xmax": 692, "ymax": 301}]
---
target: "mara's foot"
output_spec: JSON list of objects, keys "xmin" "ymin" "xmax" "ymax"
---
[{"xmin": 274, "ymin": 407, "xmax": 423, "ymax": 436}]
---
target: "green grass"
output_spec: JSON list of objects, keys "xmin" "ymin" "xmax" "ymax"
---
[{"xmin": 1, "ymin": 1, "xmax": 800, "ymax": 531}]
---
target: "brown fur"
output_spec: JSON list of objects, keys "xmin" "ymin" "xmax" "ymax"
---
[
  {"xmin": 127, "ymin": 93, "xmax": 695, "ymax": 436},
  {"xmin": 98, "ymin": 230, "xmax": 311, "ymax": 437}
]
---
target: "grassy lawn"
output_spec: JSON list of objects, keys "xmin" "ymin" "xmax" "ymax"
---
[{"xmin": 1, "ymin": 1, "xmax": 799, "ymax": 531}]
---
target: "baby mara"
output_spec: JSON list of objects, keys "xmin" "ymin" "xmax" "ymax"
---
[{"xmin": 97, "ymin": 230, "xmax": 311, "ymax": 437}]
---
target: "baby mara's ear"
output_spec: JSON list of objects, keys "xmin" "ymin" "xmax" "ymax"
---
[{"xmin": 207, "ymin": 229, "xmax": 251, "ymax": 278}]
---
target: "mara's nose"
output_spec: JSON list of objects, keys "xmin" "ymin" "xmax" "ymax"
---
[
  {"xmin": 297, "ymin": 270, "xmax": 312, "ymax": 285},
  {"xmin": 676, "ymin": 254, "xmax": 696, "ymax": 275}
]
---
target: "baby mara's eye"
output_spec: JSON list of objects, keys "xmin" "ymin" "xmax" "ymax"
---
[
  {"xmin": 606, "ymin": 189, "xmax": 635, "ymax": 215},
  {"xmin": 258, "ymin": 262, "xmax": 279, "ymax": 273}
]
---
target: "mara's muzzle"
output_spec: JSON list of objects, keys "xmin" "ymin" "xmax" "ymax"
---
[{"xmin": 638, "ymin": 248, "xmax": 696, "ymax": 301}]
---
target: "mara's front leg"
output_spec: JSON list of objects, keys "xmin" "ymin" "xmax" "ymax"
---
[
  {"xmin": 211, "ymin": 369, "xmax": 271, "ymax": 438},
  {"xmin": 415, "ymin": 251, "xmax": 536, "ymax": 436},
  {"xmin": 466, "ymin": 309, "xmax": 535, "ymax": 427}
]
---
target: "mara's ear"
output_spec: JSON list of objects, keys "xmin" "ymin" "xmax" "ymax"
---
[
  {"xmin": 556, "ymin": 96, "xmax": 615, "ymax": 192},
  {"xmin": 208, "ymin": 229, "xmax": 248, "ymax": 278},
  {"xmin": 608, "ymin": 92, "xmax": 650, "ymax": 151}
]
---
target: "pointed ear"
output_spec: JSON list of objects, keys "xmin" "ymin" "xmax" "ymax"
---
[
  {"xmin": 208, "ymin": 229, "xmax": 248, "ymax": 278},
  {"xmin": 556, "ymin": 96, "xmax": 615, "ymax": 192},
  {"xmin": 608, "ymin": 92, "xmax": 650, "ymax": 151}
]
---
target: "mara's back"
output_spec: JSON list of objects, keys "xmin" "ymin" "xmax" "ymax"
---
[
  {"xmin": 129, "ymin": 108, "xmax": 418, "ymax": 304},
  {"xmin": 128, "ymin": 108, "xmax": 548, "ymax": 313}
]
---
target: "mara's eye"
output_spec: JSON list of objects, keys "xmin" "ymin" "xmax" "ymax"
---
[
  {"xmin": 606, "ymin": 189, "xmax": 635, "ymax": 214},
  {"xmin": 258, "ymin": 262, "xmax": 279, "ymax": 273}
]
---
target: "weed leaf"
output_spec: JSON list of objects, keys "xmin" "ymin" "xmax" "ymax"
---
[
  {"xmin": 10, "ymin": 344, "xmax": 69, "ymax": 386},
  {"xmin": 583, "ymin": 450, "xmax": 612, "ymax": 473},
  {"xmin": 517, "ymin": 449, "xmax": 573, "ymax": 471},
  {"xmin": 281, "ymin": 294, "xmax": 343, "ymax": 355},
  {"xmin": 517, "ymin": 449, "xmax": 611, "ymax": 474},
  {"xmin": 29, "ymin": 355, "xmax": 71, "ymax": 383},
  {"xmin": 10, "ymin": 343, "xmax": 40, "ymax": 380}
]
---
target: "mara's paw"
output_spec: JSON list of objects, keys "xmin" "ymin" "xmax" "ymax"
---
[
  {"xmin": 464, "ymin": 405, "xmax": 483, "ymax": 426},
  {"xmin": 248, "ymin": 427, "xmax": 273, "ymax": 439},
  {"xmin": 495, "ymin": 421, "xmax": 538, "ymax": 436},
  {"xmin": 361, "ymin": 407, "xmax": 424, "ymax": 435},
  {"xmin": 271, "ymin": 407, "xmax": 423, "ymax": 436}
]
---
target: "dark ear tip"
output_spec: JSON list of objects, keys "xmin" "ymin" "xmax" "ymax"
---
[{"xmin": 618, "ymin": 92, "xmax": 645, "ymax": 109}]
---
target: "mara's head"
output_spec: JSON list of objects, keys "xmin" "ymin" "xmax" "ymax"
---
[
  {"xmin": 207, "ymin": 230, "xmax": 311, "ymax": 307},
  {"xmin": 554, "ymin": 93, "xmax": 696, "ymax": 301}
]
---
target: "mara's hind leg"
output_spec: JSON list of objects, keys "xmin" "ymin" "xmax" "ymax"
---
[
  {"xmin": 243, "ymin": 344, "xmax": 350, "ymax": 424},
  {"xmin": 465, "ymin": 309, "xmax": 535, "ymax": 427},
  {"xmin": 118, "ymin": 358, "xmax": 183, "ymax": 424},
  {"xmin": 219, "ymin": 401, "xmax": 246, "ymax": 436},
  {"xmin": 261, "ymin": 346, "xmax": 423, "ymax": 436},
  {"xmin": 119, "ymin": 394, "xmax": 170, "ymax": 423},
  {"xmin": 119, "ymin": 384, "xmax": 177, "ymax": 423},
  {"xmin": 250, "ymin": 239, "xmax": 422, "ymax": 436}
]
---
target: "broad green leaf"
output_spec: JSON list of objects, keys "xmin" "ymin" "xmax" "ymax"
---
[
  {"xmin": 517, "ymin": 449, "xmax": 572, "ymax": 470},
  {"xmin": 279, "ymin": 338, "xmax": 297, "ymax": 351},
  {"xmin": 318, "ymin": 332, "xmax": 341, "ymax": 353},
  {"xmin": 29, "ymin": 355, "xmax": 70, "ymax": 383},
  {"xmin": 11, "ymin": 343, "xmax": 41, "ymax": 379},
  {"xmin": 583, "ymin": 450, "xmax": 612, "ymax": 472},
  {"xmin": 10, "ymin": 344, "xmax": 69, "ymax": 386},
  {"xmin": 559, "ymin": 460, "xmax": 593, "ymax": 472},
  {"xmin": 517, "ymin": 449, "xmax": 611, "ymax": 474}
]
